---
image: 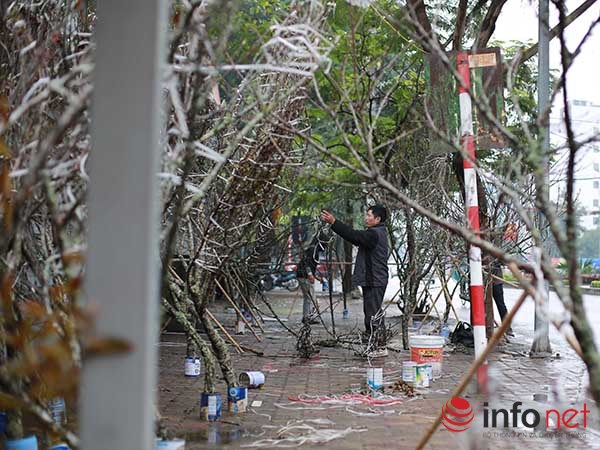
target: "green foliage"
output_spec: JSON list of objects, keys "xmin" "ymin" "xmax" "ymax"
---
[
  {"xmin": 503, "ymin": 271, "xmax": 518, "ymax": 282},
  {"xmin": 591, "ymin": 280, "xmax": 600, "ymax": 288}
]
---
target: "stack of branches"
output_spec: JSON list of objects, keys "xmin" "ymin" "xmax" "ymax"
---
[
  {"xmin": 0, "ymin": 2, "xmax": 126, "ymax": 446},
  {"xmin": 160, "ymin": 0, "xmax": 333, "ymax": 394}
]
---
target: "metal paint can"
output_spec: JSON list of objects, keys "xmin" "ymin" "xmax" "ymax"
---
[
  {"xmin": 367, "ymin": 367, "xmax": 383, "ymax": 392},
  {"xmin": 236, "ymin": 320, "xmax": 246, "ymax": 334},
  {"xmin": 415, "ymin": 364, "xmax": 430, "ymax": 388},
  {"xmin": 50, "ymin": 398, "xmax": 67, "ymax": 424},
  {"xmin": 200, "ymin": 393, "xmax": 222, "ymax": 421},
  {"xmin": 239, "ymin": 371, "xmax": 265, "ymax": 388},
  {"xmin": 184, "ymin": 357, "xmax": 201, "ymax": 377},
  {"xmin": 227, "ymin": 387, "xmax": 248, "ymax": 413},
  {"xmin": 402, "ymin": 361, "xmax": 417, "ymax": 385}
]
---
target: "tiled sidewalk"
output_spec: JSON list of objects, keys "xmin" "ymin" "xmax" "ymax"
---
[{"xmin": 157, "ymin": 290, "xmax": 600, "ymax": 449}]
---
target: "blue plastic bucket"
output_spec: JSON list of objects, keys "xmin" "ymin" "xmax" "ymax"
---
[
  {"xmin": 155, "ymin": 438, "xmax": 185, "ymax": 449},
  {"xmin": 199, "ymin": 393, "xmax": 221, "ymax": 421},
  {"xmin": 48, "ymin": 445, "xmax": 69, "ymax": 450},
  {"xmin": 227, "ymin": 387, "xmax": 248, "ymax": 413},
  {"xmin": 5, "ymin": 435, "xmax": 38, "ymax": 450}
]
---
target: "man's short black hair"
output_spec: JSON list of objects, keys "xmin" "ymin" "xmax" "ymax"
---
[{"xmin": 368, "ymin": 204, "xmax": 387, "ymax": 223}]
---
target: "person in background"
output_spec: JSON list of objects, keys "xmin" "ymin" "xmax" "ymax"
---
[
  {"xmin": 320, "ymin": 204, "xmax": 389, "ymax": 357},
  {"xmin": 296, "ymin": 233, "xmax": 325, "ymax": 324},
  {"xmin": 491, "ymin": 260, "xmax": 514, "ymax": 336}
]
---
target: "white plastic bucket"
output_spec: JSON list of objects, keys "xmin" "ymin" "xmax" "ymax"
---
[{"xmin": 409, "ymin": 335, "xmax": 444, "ymax": 378}]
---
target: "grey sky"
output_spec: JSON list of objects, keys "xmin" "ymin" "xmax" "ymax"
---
[{"xmin": 493, "ymin": 0, "xmax": 600, "ymax": 103}]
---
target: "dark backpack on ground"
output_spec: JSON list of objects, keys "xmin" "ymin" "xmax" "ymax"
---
[{"xmin": 451, "ymin": 321, "xmax": 474, "ymax": 347}]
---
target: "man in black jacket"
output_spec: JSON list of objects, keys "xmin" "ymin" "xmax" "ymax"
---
[{"xmin": 321, "ymin": 205, "xmax": 389, "ymax": 357}]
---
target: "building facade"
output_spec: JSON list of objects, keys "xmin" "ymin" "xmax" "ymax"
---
[{"xmin": 550, "ymin": 99, "xmax": 600, "ymax": 230}]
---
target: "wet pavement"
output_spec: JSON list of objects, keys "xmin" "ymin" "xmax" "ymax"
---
[{"xmin": 157, "ymin": 287, "xmax": 600, "ymax": 449}]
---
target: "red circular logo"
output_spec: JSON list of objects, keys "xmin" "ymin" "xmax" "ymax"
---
[{"xmin": 441, "ymin": 397, "xmax": 474, "ymax": 432}]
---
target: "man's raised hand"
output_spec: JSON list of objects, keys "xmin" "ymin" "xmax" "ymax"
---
[{"xmin": 320, "ymin": 210, "xmax": 335, "ymax": 224}]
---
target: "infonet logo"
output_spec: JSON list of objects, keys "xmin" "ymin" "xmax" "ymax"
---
[
  {"xmin": 441, "ymin": 398, "xmax": 591, "ymax": 433},
  {"xmin": 441, "ymin": 398, "xmax": 474, "ymax": 432}
]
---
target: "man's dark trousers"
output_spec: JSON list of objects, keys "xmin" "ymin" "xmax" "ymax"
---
[{"xmin": 363, "ymin": 286, "xmax": 387, "ymax": 335}]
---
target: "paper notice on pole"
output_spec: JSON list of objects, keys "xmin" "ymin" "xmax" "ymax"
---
[{"xmin": 468, "ymin": 53, "xmax": 497, "ymax": 68}]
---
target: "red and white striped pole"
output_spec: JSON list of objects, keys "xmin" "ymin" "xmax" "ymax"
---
[{"xmin": 456, "ymin": 52, "xmax": 488, "ymax": 389}]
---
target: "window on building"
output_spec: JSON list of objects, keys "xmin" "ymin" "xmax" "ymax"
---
[
  {"xmin": 594, "ymin": 199, "xmax": 599, "ymax": 207},
  {"xmin": 595, "ymin": 163, "xmax": 600, "ymax": 172},
  {"xmin": 595, "ymin": 181, "xmax": 600, "ymax": 189},
  {"xmin": 595, "ymin": 146, "xmax": 600, "ymax": 153},
  {"xmin": 595, "ymin": 217, "xmax": 600, "ymax": 226}
]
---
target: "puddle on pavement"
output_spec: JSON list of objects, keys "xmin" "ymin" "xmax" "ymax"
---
[{"xmin": 185, "ymin": 423, "xmax": 259, "ymax": 445}]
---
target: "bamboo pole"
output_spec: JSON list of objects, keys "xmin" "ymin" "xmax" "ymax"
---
[
  {"xmin": 416, "ymin": 287, "xmax": 445, "ymax": 333},
  {"xmin": 206, "ymin": 309, "xmax": 244, "ymax": 354},
  {"xmin": 228, "ymin": 270, "xmax": 266, "ymax": 331},
  {"xmin": 215, "ymin": 279, "xmax": 262, "ymax": 342},
  {"xmin": 228, "ymin": 276, "xmax": 265, "ymax": 333},
  {"xmin": 286, "ymin": 288, "xmax": 302, "ymax": 320},
  {"xmin": 435, "ymin": 266, "xmax": 462, "ymax": 323}
]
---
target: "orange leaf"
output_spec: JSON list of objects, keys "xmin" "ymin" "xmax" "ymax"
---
[
  {"xmin": 0, "ymin": 95, "xmax": 9, "ymax": 122},
  {"xmin": 84, "ymin": 337, "xmax": 133, "ymax": 358},
  {"xmin": 62, "ymin": 250, "xmax": 84, "ymax": 265},
  {"xmin": 0, "ymin": 138, "xmax": 11, "ymax": 158},
  {"xmin": 1, "ymin": 164, "xmax": 11, "ymax": 196},
  {"xmin": 19, "ymin": 299, "xmax": 47, "ymax": 321},
  {"xmin": 0, "ymin": 392, "xmax": 25, "ymax": 410},
  {"xmin": 64, "ymin": 276, "xmax": 82, "ymax": 295},
  {"xmin": 49, "ymin": 284, "xmax": 65, "ymax": 301}
]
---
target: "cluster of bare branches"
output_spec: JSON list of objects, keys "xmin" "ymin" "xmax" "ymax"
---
[
  {"xmin": 0, "ymin": 0, "xmax": 335, "ymax": 442},
  {"xmin": 159, "ymin": 0, "xmax": 333, "ymax": 394},
  {"xmin": 0, "ymin": 2, "xmax": 98, "ymax": 446}
]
